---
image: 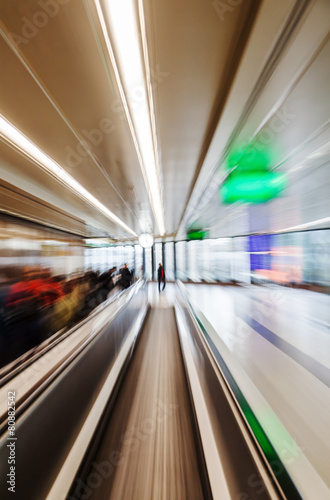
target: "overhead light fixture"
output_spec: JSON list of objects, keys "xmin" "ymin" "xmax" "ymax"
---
[
  {"xmin": 288, "ymin": 164, "xmax": 305, "ymax": 175},
  {"xmin": 0, "ymin": 115, "xmax": 137, "ymax": 238},
  {"xmin": 138, "ymin": 233, "xmax": 154, "ymax": 248},
  {"xmin": 85, "ymin": 238, "xmax": 114, "ymax": 247},
  {"xmin": 94, "ymin": 0, "xmax": 165, "ymax": 236},
  {"xmin": 274, "ymin": 217, "xmax": 330, "ymax": 233},
  {"xmin": 307, "ymin": 151, "xmax": 323, "ymax": 159}
]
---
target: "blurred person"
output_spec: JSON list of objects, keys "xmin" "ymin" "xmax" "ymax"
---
[
  {"xmin": 98, "ymin": 267, "xmax": 116, "ymax": 301},
  {"xmin": 4, "ymin": 266, "xmax": 47, "ymax": 316},
  {"xmin": 49, "ymin": 277, "xmax": 84, "ymax": 333},
  {"xmin": 77, "ymin": 271, "xmax": 102, "ymax": 317},
  {"xmin": 157, "ymin": 263, "xmax": 166, "ymax": 292},
  {"xmin": 106, "ymin": 266, "xmax": 117, "ymax": 293},
  {"xmin": 75, "ymin": 268, "xmax": 115, "ymax": 321},
  {"xmin": 119, "ymin": 264, "xmax": 132, "ymax": 290},
  {"xmin": 2, "ymin": 266, "xmax": 50, "ymax": 365},
  {"xmin": 33, "ymin": 274, "xmax": 65, "ymax": 308},
  {"xmin": 66, "ymin": 272, "xmax": 94, "ymax": 323}
]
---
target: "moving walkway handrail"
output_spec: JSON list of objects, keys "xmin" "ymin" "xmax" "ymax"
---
[
  {"xmin": 0, "ymin": 282, "xmax": 136, "ymax": 386},
  {"xmin": 0, "ymin": 280, "xmax": 145, "ymax": 435}
]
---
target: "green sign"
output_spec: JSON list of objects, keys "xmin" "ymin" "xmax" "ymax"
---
[
  {"xmin": 226, "ymin": 147, "xmax": 273, "ymax": 173},
  {"xmin": 220, "ymin": 171, "xmax": 287, "ymax": 204},
  {"xmin": 187, "ymin": 229, "xmax": 209, "ymax": 240}
]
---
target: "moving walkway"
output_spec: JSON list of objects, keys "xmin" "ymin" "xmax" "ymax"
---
[{"xmin": 0, "ymin": 281, "xmax": 302, "ymax": 500}]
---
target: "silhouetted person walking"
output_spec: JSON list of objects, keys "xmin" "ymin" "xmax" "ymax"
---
[{"xmin": 157, "ymin": 263, "xmax": 166, "ymax": 292}]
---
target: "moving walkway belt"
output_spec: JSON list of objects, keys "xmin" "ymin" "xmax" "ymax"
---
[
  {"xmin": 69, "ymin": 306, "xmax": 211, "ymax": 500},
  {"xmin": 68, "ymin": 299, "xmax": 289, "ymax": 500}
]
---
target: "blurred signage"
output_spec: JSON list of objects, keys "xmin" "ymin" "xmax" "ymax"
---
[
  {"xmin": 221, "ymin": 145, "xmax": 287, "ymax": 204},
  {"xmin": 187, "ymin": 229, "xmax": 209, "ymax": 240},
  {"xmin": 220, "ymin": 171, "xmax": 287, "ymax": 204}
]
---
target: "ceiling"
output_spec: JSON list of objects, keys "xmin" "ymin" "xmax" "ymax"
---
[{"xmin": 0, "ymin": 0, "xmax": 329, "ymax": 241}]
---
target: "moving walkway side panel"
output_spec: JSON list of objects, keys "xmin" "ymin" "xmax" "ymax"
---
[
  {"xmin": 174, "ymin": 283, "xmax": 300, "ymax": 500},
  {"xmin": 0, "ymin": 282, "xmax": 148, "ymax": 500}
]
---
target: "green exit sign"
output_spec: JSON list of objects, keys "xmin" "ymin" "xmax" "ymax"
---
[
  {"xmin": 220, "ymin": 171, "xmax": 287, "ymax": 204},
  {"xmin": 187, "ymin": 229, "xmax": 209, "ymax": 240}
]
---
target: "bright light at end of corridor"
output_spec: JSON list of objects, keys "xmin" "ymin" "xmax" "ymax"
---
[
  {"xmin": 95, "ymin": 0, "xmax": 165, "ymax": 236},
  {"xmin": 138, "ymin": 233, "xmax": 154, "ymax": 248},
  {"xmin": 0, "ymin": 115, "xmax": 137, "ymax": 237}
]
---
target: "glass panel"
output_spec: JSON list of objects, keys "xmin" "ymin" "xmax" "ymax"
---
[
  {"xmin": 187, "ymin": 241, "xmax": 200, "ymax": 282},
  {"xmin": 101, "ymin": 247, "xmax": 107, "ymax": 272},
  {"xmin": 114, "ymin": 246, "xmax": 121, "ymax": 269},
  {"xmin": 144, "ymin": 247, "xmax": 152, "ymax": 280},
  {"xmin": 125, "ymin": 246, "xmax": 135, "ymax": 271},
  {"xmin": 232, "ymin": 236, "xmax": 250, "ymax": 284},
  {"xmin": 116, "ymin": 246, "xmax": 124, "ymax": 269},
  {"xmin": 108, "ymin": 246, "xmax": 115, "ymax": 269},
  {"xmin": 154, "ymin": 243, "xmax": 162, "ymax": 278},
  {"xmin": 198, "ymin": 240, "xmax": 213, "ymax": 282},
  {"xmin": 176, "ymin": 241, "xmax": 187, "ymax": 281},
  {"xmin": 210, "ymin": 238, "xmax": 232, "ymax": 282},
  {"xmin": 164, "ymin": 242, "xmax": 175, "ymax": 281},
  {"xmin": 122, "ymin": 246, "xmax": 128, "ymax": 267},
  {"xmin": 135, "ymin": 245, "xmax": 143, "ymax": 279},
  {"xmin": 302, "ymin": 229, "xmax": 330, "ymax": 285},
  {"xmin": 249, "ymin": 233, "xmax": 304, "ymax": 285},
  {"xmin": 122, "ymin": 246, "xmax": 129, "ymax": 266}
]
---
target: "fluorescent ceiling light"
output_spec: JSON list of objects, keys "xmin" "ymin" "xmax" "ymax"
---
[
  {"xmin": 308, "ymin": 151, "xmax": 323, "ymax": 159},
  {"xmin": 43, "ymin": 240, "xmax": 69, "ymax": 246},
  {"xmin": 95, "ymin": 0, "xmax": 165, "ymax": 236},
  {"xmin": 274, "ymin": 216, "xmax": 330, "ymax": 233},
  {"xmin": 288, "ymin": 164, "xmax": 305, "ymax": 175},
  {"xmin": 0, "ymin": 115, "xmax": 137, "ymax": 237}
]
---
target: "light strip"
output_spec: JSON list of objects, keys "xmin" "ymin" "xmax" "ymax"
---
[
  {"xmin": 273, "ymin": 216, "xmax": 330, "ymax": 233},
  {"xmin": 138, "ymin": 0, "xmax": 165, "ymax": 233},
  {"xmin": 0, "ymin": 115, "xmax": 137, "ymax": 237},
  {"xmin": 95, "ymin": 0, "xmax": 165, "ymax": 236}
]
